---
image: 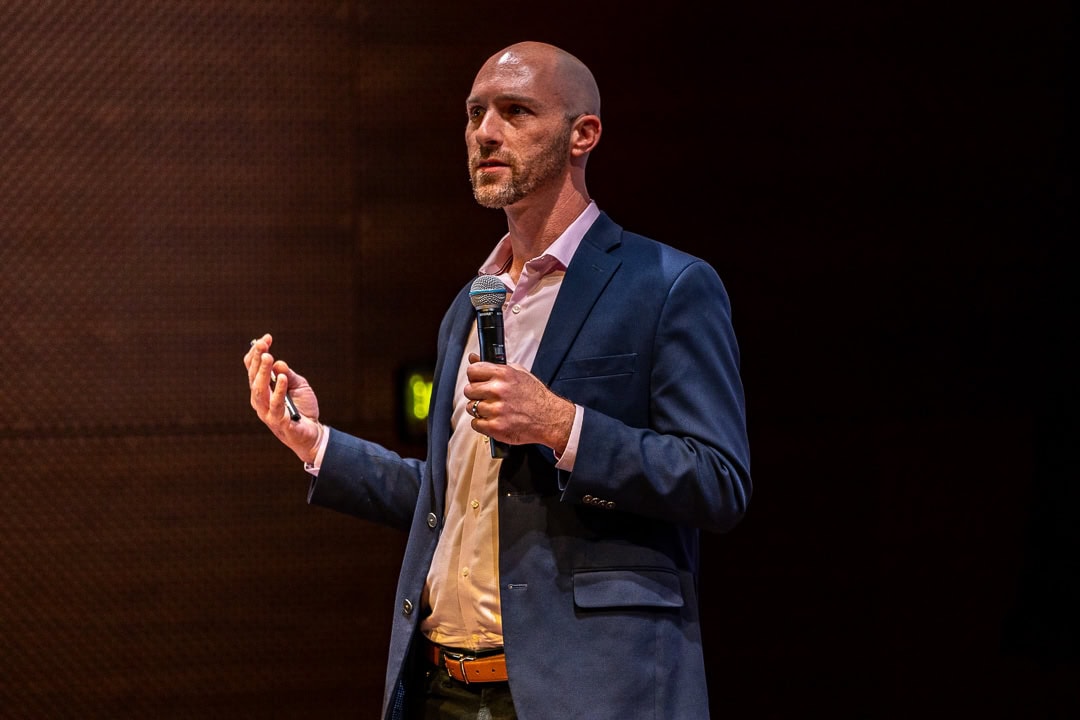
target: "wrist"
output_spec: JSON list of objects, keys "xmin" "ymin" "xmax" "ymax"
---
[
  {"xmin": 308, "ymin": 422, "xmax": 325, "ymax": 465},
  {"xmin": 550, "ymin": 398, "xmax": 575, "ymax": 455}
]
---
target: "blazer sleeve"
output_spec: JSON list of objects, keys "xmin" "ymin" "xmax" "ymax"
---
[
  {"xmin": 305, "ymin": 428, "xmax": 425, "ymax": 532},
  {"xmin": 558, "ymin": 259, "xmax": 751, "ymax": 534}
]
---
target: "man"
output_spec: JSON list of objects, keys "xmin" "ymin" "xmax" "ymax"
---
[{"xmin": 245, "ymin": 41, "xmax": 751, "ymax": 720}]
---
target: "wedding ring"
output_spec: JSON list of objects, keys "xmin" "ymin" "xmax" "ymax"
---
[{"xmin": 470, "ymin": 400, "xmax": 482, "ymax": 419}]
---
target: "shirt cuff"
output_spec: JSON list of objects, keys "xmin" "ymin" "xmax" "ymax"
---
[
  {"xmin": 554, "ymin": 405, "xmax": 583, "ymax": 471},
  {"xmin": 303, "ymin": 423, "xmax": 330, "ymax": 477}
]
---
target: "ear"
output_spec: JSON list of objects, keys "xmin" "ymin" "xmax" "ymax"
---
[{"xmin": 569, "ymin": 114, "xmax": 601, "ymax": 157}]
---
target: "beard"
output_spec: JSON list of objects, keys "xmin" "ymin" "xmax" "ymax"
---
[{"xmin": 469, "ymin": 123, "xmax": 573, "ymax": 209}]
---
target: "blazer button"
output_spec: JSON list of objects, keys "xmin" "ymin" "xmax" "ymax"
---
[
  {"xmin": 427, "ymin": 512, "xmax": 438, "ymax": 528},
  {"xmin": 402, "ymin": 598, "xmax": 413, "ymax": 615}
]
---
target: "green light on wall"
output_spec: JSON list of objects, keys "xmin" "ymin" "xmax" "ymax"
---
[
  {"xmin": 407, "ymin": 373, "xmax": 432, "ymax": 422},
  {"xmin": 397, "ymin": 362, "xmax": 434, "ymax": 444}
]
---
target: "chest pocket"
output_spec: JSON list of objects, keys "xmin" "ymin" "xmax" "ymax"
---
[{"xmin": 556, "ymin": 353, "xmax": 637, "ymax": 381}]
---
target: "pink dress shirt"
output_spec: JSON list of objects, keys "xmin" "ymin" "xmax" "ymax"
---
[{"xmin": 314, "ymin": 202, "xmax": 599, "ymax": 651}]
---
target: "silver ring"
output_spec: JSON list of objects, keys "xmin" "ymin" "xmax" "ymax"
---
[{"xmin": 470, "ymin": 400, "xmax": 482, "ymax": 419}]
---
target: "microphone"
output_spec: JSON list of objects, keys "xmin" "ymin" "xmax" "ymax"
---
[{"xmin": 469, "ymin": 275, "xmax": 510, "ymax": 458}]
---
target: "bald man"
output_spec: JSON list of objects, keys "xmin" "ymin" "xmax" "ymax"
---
[{"xmin": 246, "ymin": 41, "xmax": 751, "ymax": 720}]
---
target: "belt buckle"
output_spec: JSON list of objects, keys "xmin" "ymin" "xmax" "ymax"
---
[{"xmin": 441, "ymin": 649, "xmax": 475, "ymax": 685}]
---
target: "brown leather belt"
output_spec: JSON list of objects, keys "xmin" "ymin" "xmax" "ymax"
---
[{"xmin": 425, "ymin": 641, "xmax": 508, "ymax": 684}]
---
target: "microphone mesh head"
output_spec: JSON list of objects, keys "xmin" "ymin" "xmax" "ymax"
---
[{"xmin": 470, "ymin": 275, "xmax": 507, "ymax": 310}]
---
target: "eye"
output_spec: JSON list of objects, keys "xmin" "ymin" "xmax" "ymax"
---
[{"xmin": 467, "ymin": 106, "xmax": 484, "ymax": 121}]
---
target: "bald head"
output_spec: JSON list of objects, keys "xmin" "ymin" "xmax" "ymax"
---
[
  {"xmin": 466, "ymin": 41, "xmax": 603, "ymax": 210},
  {"xmin": 478, "ymin": 41, "xmax": 601, "ymax": 119}
]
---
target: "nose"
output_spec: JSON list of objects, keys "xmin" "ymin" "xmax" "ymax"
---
[{"xmin": 473, "ymin": 110, "xmax": 503, "ymax": 147}]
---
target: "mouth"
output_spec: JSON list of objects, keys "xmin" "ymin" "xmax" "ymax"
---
[{"xmin": 474, "ymin": 155, "xmax": 510, "ymax": 173}]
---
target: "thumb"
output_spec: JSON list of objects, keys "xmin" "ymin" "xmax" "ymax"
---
[{"xmin": 276, "ymin": 361, "xmax": 303, "ymax": 388}]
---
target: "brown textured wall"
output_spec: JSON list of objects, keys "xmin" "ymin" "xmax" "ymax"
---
[
  {"xmin": 1, "ymin": 1, "xmax": 1073, "ymax": 718},
  {"xmin": 0, "ymin": 3, "xmax": 387, "ymax": 717}
]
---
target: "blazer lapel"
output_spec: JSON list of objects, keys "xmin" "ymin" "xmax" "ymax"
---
[
  {"xmin": 426, "ymin": 284, "xmax": 473, "ymax": 512},
  {"xmin": 530, "ymin": 215, "xmax": 622, "ymax": 385}
]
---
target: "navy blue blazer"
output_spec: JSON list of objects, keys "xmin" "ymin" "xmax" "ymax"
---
[{"xmin": 309, "ymin": 212, "xmax": 751, "ymax": 720}]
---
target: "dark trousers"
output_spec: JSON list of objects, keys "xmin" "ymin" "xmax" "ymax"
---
[{"xmin": 406, "ymin": 665, "xmax": 517, "ymax": 720}]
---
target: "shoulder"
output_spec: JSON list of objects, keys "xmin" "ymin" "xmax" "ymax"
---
[{"xmin": 586, "ymin": 212, "xmax": 719, "ymax": 284}]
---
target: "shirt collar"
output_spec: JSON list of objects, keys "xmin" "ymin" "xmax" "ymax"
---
[{"xmin": 478, "ymin": 201, "xmax": 601, "ymax": 276}]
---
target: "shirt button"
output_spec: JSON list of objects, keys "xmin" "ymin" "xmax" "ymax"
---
[
  {"xmin": 402, "ymin": 598, "xmax": 413, "ymax": 615},
  {"xmin": 471, "ymin": 500, "xmax": 480, "ymax": 509},
  {"xmin": 511, "ymin": 304, "xmax": 522, "ymax": 314},
  {"xmin": 427, "ymin": 512, "xmax": 438, "ymax": 528},
  {"xmin": 462, "ymin": 567, "xmax": 470, "ymax": 578}
]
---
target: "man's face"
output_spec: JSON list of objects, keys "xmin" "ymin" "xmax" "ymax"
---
[
  {"xmin": 468, "ymin": 120, "xmax": 571, "ymax": 209},
  {"xmin": 465, "ymin": 51, "xmax": 572, "ymax": 209}
]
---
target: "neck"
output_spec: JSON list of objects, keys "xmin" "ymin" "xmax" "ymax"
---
[{"xmin": 501, "ymin": 183, "xmax": 590, "ymax": 283}]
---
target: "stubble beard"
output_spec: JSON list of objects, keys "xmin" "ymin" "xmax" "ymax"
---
[{"xmin": 469, "ymin": 124, "xmax": 573, "ymax": 209}]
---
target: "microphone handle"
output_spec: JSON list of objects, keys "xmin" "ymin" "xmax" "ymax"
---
[
  {"xmin": 476, "ymin": 309, "xmax": 506, "ymax": 364},
  {"xmin": 476, "ymin": 308, "xmax": 510, "ymax": 458}
]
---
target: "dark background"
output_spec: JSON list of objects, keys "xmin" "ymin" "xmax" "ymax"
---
[{"xmin": 0, "ymin": 1, "xmax": 1074, "ymax": 718}]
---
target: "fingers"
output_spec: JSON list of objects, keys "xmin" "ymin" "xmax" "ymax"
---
[
  {"xmin": 464, "ymin": 369, "xmax": 507, "ymax": 433},
  {"xmin": 267, "ymin": 361, "xmax": 287, "ymax": 415},
  {"xmin": 466, "ymin": 358, "xmax": 501, "ymax": 384},
  {"xmin": 462, "ymin": 363, "xmax": 572, "ymax": 447},
  {"xmin": 252, "ymin": 363, "xmax": 292, "ymax": 427},
  {"xmin": 246, "ymin": 333, "xmax": 273, "ymax": 383},
  {"xmin": 247, "ymin": 333, "xmax": 272, "ymax": 358},
  {"xmin": 468, "ymin": 398, "xmax": 494, "ymax": 424},
  {"xmin": 247, "ymin": 334, "xmax": 281, "ymax": 418},
  {"xmin": 250, "ymin": 355, "xmax": 274, "ymax": 415}
]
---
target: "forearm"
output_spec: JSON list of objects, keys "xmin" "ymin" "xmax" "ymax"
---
[
  {"xmin": 563, "ymin": 407, "xmax": 751, "ymax": 533},
  {"xmin": 307, "ymin": 428, "xmax": 425, "ymax": 532}
]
